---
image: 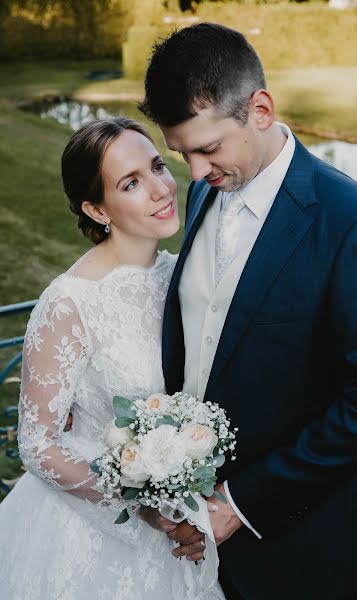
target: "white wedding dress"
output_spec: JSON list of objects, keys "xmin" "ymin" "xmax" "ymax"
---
[{"xmin": 0, "ymin": 251, "xmax": 224, "ymax": 600}]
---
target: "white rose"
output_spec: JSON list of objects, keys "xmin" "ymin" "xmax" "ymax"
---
[
  {"xmin": 103, "ymin": 423, "xmax": 134, "ymax": 449},
  {"xmin": 140, "ymin": 425, "xmax": 186, "ymax": 481},
  {"xmin": 178, "ymin": 424, "xmax": 218, "ymax": 460},
  {"xmin": 145, "ymin": 393, "xmax": 170, "ymax": 413},
  {"xmin": 121, "ymin": 442, "xmax": 150, "ymax": 483}
]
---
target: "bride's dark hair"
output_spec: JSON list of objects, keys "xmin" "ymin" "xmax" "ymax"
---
[{"xmin": 61, "ymin": 116, "xmax": 153, "ymax": 244}]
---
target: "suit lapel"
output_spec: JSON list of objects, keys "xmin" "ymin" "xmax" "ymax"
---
[{"xmin": 206, "ymin": 138, "xmax": 318, "ymax": 394}]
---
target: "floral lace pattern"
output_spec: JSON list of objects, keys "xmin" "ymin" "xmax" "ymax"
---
[
  {"xmin": 17, "ymin": 251, "xmax": 175, "ymax": 498},
  {"xmin": 215, "ymin": 192, "xmax": 245, "ymax": 286},
  {"xmin": 0, "ymin": 251, "xmax": 224, "ymax": 598}
]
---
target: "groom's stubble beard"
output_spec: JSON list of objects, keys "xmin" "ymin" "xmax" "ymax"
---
[
  {"xmin": 212, "ymin": 173, "xmax": 254, "ymax": 194},
  {"xmin": 212, "ymin": 150, "xmax": 266, "ymax": 192}
]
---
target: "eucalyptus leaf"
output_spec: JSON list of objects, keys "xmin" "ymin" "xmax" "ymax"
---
[
  {"xmin": 212, "ymin": 454, "xmax": 226, "ymax": 468},
  {"xmin": 115, "ymin": 416, "xmax": 134, "ymax": 428},
  {"xmin": 184, "ymin": 493, "xmax": 199, "ymax": 512},
  {"xmin": 90, "ymin": 459, "xmax": 101, "ymax": 474},
  {"xmin": 127, "ymin": 505, "xmax": 139, "ymax": 528},
  {"xmin": 193, "ymin": 466, "xmax": 215, "ymax": 481},
  {"xmin": 113, "ymin": 395, "xmax": 132, "ymax": 412},
  {"xmin": 155, "ymin": 415, "xmax": 180, "ymax": 428},
  {"xmin": 200, "ymin": 483, "xmax": 214, "ymax": 497},
  {"xmin": 213, "ymin": 490, "xmax": 228, "ymax": 504},
  {"xmin": 188, "ymin": 482, "xmax": 204, "ymax": 493},
  {"xmin": 113, "ymin": 396, "xmax": 136, "ymax": 420},
  {"xmin": 122, "ymin": 487, "xmax": 139, "ymax": 500},
  {"xmin": 115, "ymin": 508, "xmax": 130, "ymax": 524}
]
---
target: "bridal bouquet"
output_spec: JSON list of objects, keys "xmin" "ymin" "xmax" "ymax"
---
[{"xmin": 91, "ymin": 392, "xmax": 237, "ymax": 526}]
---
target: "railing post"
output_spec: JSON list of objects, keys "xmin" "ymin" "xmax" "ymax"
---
[{"xmin": 0, "ymin": 299, "xmax": 38, "ymax": 498}]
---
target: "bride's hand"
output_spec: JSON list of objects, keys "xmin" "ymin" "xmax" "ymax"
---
[
  {"xmin": 137, "ymin": 506, "xmax": 177, "ymax": 533},
  {"xmin": 167, "ymin": 501, "xmax": 219, "ymax": 562},
  {"xmin": 167, "ymin": 521, "xmax": 206, "ymax": 561}
]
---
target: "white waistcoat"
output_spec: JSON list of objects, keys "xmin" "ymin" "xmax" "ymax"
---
[{"xmin": 179, "ymin": 193, "xmax": 259, "ymax": 400}]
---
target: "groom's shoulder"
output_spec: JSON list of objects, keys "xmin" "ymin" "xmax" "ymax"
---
[
  {"xmin": 314, "ymin": 156, "xmax": 357, "ymax": 196},
  {"xmin": 187, "ymin": 179, "xmax": 211, "ymax": 208},
  {"xmin": 304, "ymin": 148, "xmax": 357, "ymax": 223},
  {"xmin": 188, "ymin": 179, "xmax": 210, "ymax": 201},
  {"xmin": 185, "ymin": 179, "xmax": 211, "ymax": 224}
]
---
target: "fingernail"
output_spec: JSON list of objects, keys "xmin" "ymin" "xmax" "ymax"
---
[
  {"xmin": 200, "ymin": 541, "xmax": 205, "ymax": 547},
  {"xmin": 208, "ymin": 503, "xmax": 219, "ymax": 512}
]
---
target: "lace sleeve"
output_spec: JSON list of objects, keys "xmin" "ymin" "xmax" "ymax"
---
[{"xmin": 18, "ymin": 284, "xmax": 101, "ymax": 501}]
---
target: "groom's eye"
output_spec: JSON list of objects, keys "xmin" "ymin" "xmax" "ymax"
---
[{"xmin": 201, "ymin": 145, "xmax": 219, "ymax": 155}]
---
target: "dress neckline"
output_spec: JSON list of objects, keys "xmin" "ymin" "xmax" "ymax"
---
[{"xmin": 62, "ymin": 250, "xmax": 169, "ymax": 284}]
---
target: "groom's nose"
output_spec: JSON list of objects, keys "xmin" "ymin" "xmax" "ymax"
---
[{"xmin": 187, "ymin": 154, "xmax": 212, "ymax": 182}]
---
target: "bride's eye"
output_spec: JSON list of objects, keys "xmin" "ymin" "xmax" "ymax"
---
[
  {"xmin": 154, "ymin": 161, "xmax": 166, "ymax": 172},
  {"xmin": 125, "ymin": 179, "xmax": 138, "ymax": 191}
]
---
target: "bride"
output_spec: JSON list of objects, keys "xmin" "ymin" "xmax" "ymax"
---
[{"xmin": 0, "ymin": 116, "xmax": 225, "ymax": 600}]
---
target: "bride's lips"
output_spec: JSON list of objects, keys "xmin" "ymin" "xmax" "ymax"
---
[
  {"xmin": 151, "ymin": 201, "xmax": 175, "ymax": 220},
  {"xmin": 207, "ymin": 175, "xmax": 225, "ymax": 186}
]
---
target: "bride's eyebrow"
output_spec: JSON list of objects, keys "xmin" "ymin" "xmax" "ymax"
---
[{"xmin": 116, "ymin": 155, "xmax": 162, "ymax": 188}]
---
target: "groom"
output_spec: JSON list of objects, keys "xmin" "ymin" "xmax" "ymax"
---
[{"xmin": 139, "ymin": 23, "xmax": 357, "ymax": 599}]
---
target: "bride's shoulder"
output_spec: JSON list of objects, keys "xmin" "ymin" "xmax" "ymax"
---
[
  {"xmin": 31, "ymin": 251, "xmax": 99, "ymax": 315},
  {"xmin": 35, "ymin": 270, "xmax": 85, "ymax": 310},
  {"xmin": 26, "ymin": 273, "xmax": 82, "ymax": 335}
]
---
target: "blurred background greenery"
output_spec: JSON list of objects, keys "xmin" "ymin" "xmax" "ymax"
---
[{"xmin": 1, "ymin": 0, "xmax": 357, "ymax": 497}]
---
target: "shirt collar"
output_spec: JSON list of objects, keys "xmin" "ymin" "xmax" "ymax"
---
[{"xmin": 222, "ymin": 123, "xmax": 295, "ymax": 219}]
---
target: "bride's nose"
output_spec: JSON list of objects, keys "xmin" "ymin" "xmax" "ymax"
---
[{"xmin": 150, "ymin": 176, "xmax": 170, "ymax": 202}]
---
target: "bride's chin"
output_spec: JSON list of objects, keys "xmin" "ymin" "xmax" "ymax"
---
[{"xmin": 154, "ymin": 217, "xmax": 180, "ymax": 239}]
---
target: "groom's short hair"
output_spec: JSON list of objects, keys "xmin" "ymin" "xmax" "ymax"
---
[{"xmin": 139, "ymin": 22, "xmax": 266, "ymax": 127}]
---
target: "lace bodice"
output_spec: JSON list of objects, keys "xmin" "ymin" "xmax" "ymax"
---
[{"xmin": 18, "ymin": 251, "xmax": 177, "ymax": 501}]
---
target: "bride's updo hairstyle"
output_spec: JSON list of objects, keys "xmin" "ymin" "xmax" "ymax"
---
[{"xmin": 61, "ymin": 116, "xmax": 153, "ymax": 244}]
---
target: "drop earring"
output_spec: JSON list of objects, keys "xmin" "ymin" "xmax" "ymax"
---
[{"xmin": 104, "ymin": 222, "xmax": 110, "ymax": 234}]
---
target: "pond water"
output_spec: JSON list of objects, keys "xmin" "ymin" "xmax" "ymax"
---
[{"xmin": 26, "ymin": 98, "xmax": 357, "ymax": 180}]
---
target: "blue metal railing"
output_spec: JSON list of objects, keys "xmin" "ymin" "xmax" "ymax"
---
[
  {"xmin": 0, "ymin": 300, "xmax": 38, "ymax": 495},
  {"xmin": 0, "ymin": 300, "xmax": 37, "ymax": 385}
]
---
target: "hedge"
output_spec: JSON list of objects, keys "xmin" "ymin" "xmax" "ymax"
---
[{"xmin": 123, "ymin": 3, "xmax": 357, "ymax": 79}]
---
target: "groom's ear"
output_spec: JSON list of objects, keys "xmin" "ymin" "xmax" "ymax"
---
[
  {"xmin": 81, "ymin": 200, "xmax": 108, "ymax": 225},
  {"xmin": 249, "ymin": 89, "xmax": 275, "ymax": 130}
]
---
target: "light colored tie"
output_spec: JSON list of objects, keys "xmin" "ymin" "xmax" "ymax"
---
[{"xmin": 215, "ymin": 191, "xmax": 245, "ymax": 286}]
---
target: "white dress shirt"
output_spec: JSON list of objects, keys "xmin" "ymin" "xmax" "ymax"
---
[{"xmin": 179, "ymin": 123, "xmax": 295, "ymax": 538}]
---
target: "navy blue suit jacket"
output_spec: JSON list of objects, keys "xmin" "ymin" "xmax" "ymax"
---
[{"xmin": 162, "ymin": 137, "xmax": 357, "ymax": 599}]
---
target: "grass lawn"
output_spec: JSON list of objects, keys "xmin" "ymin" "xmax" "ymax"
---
[{"xmin": 1, "ymin": 60, "xmax": 357, "ymax": 493}]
